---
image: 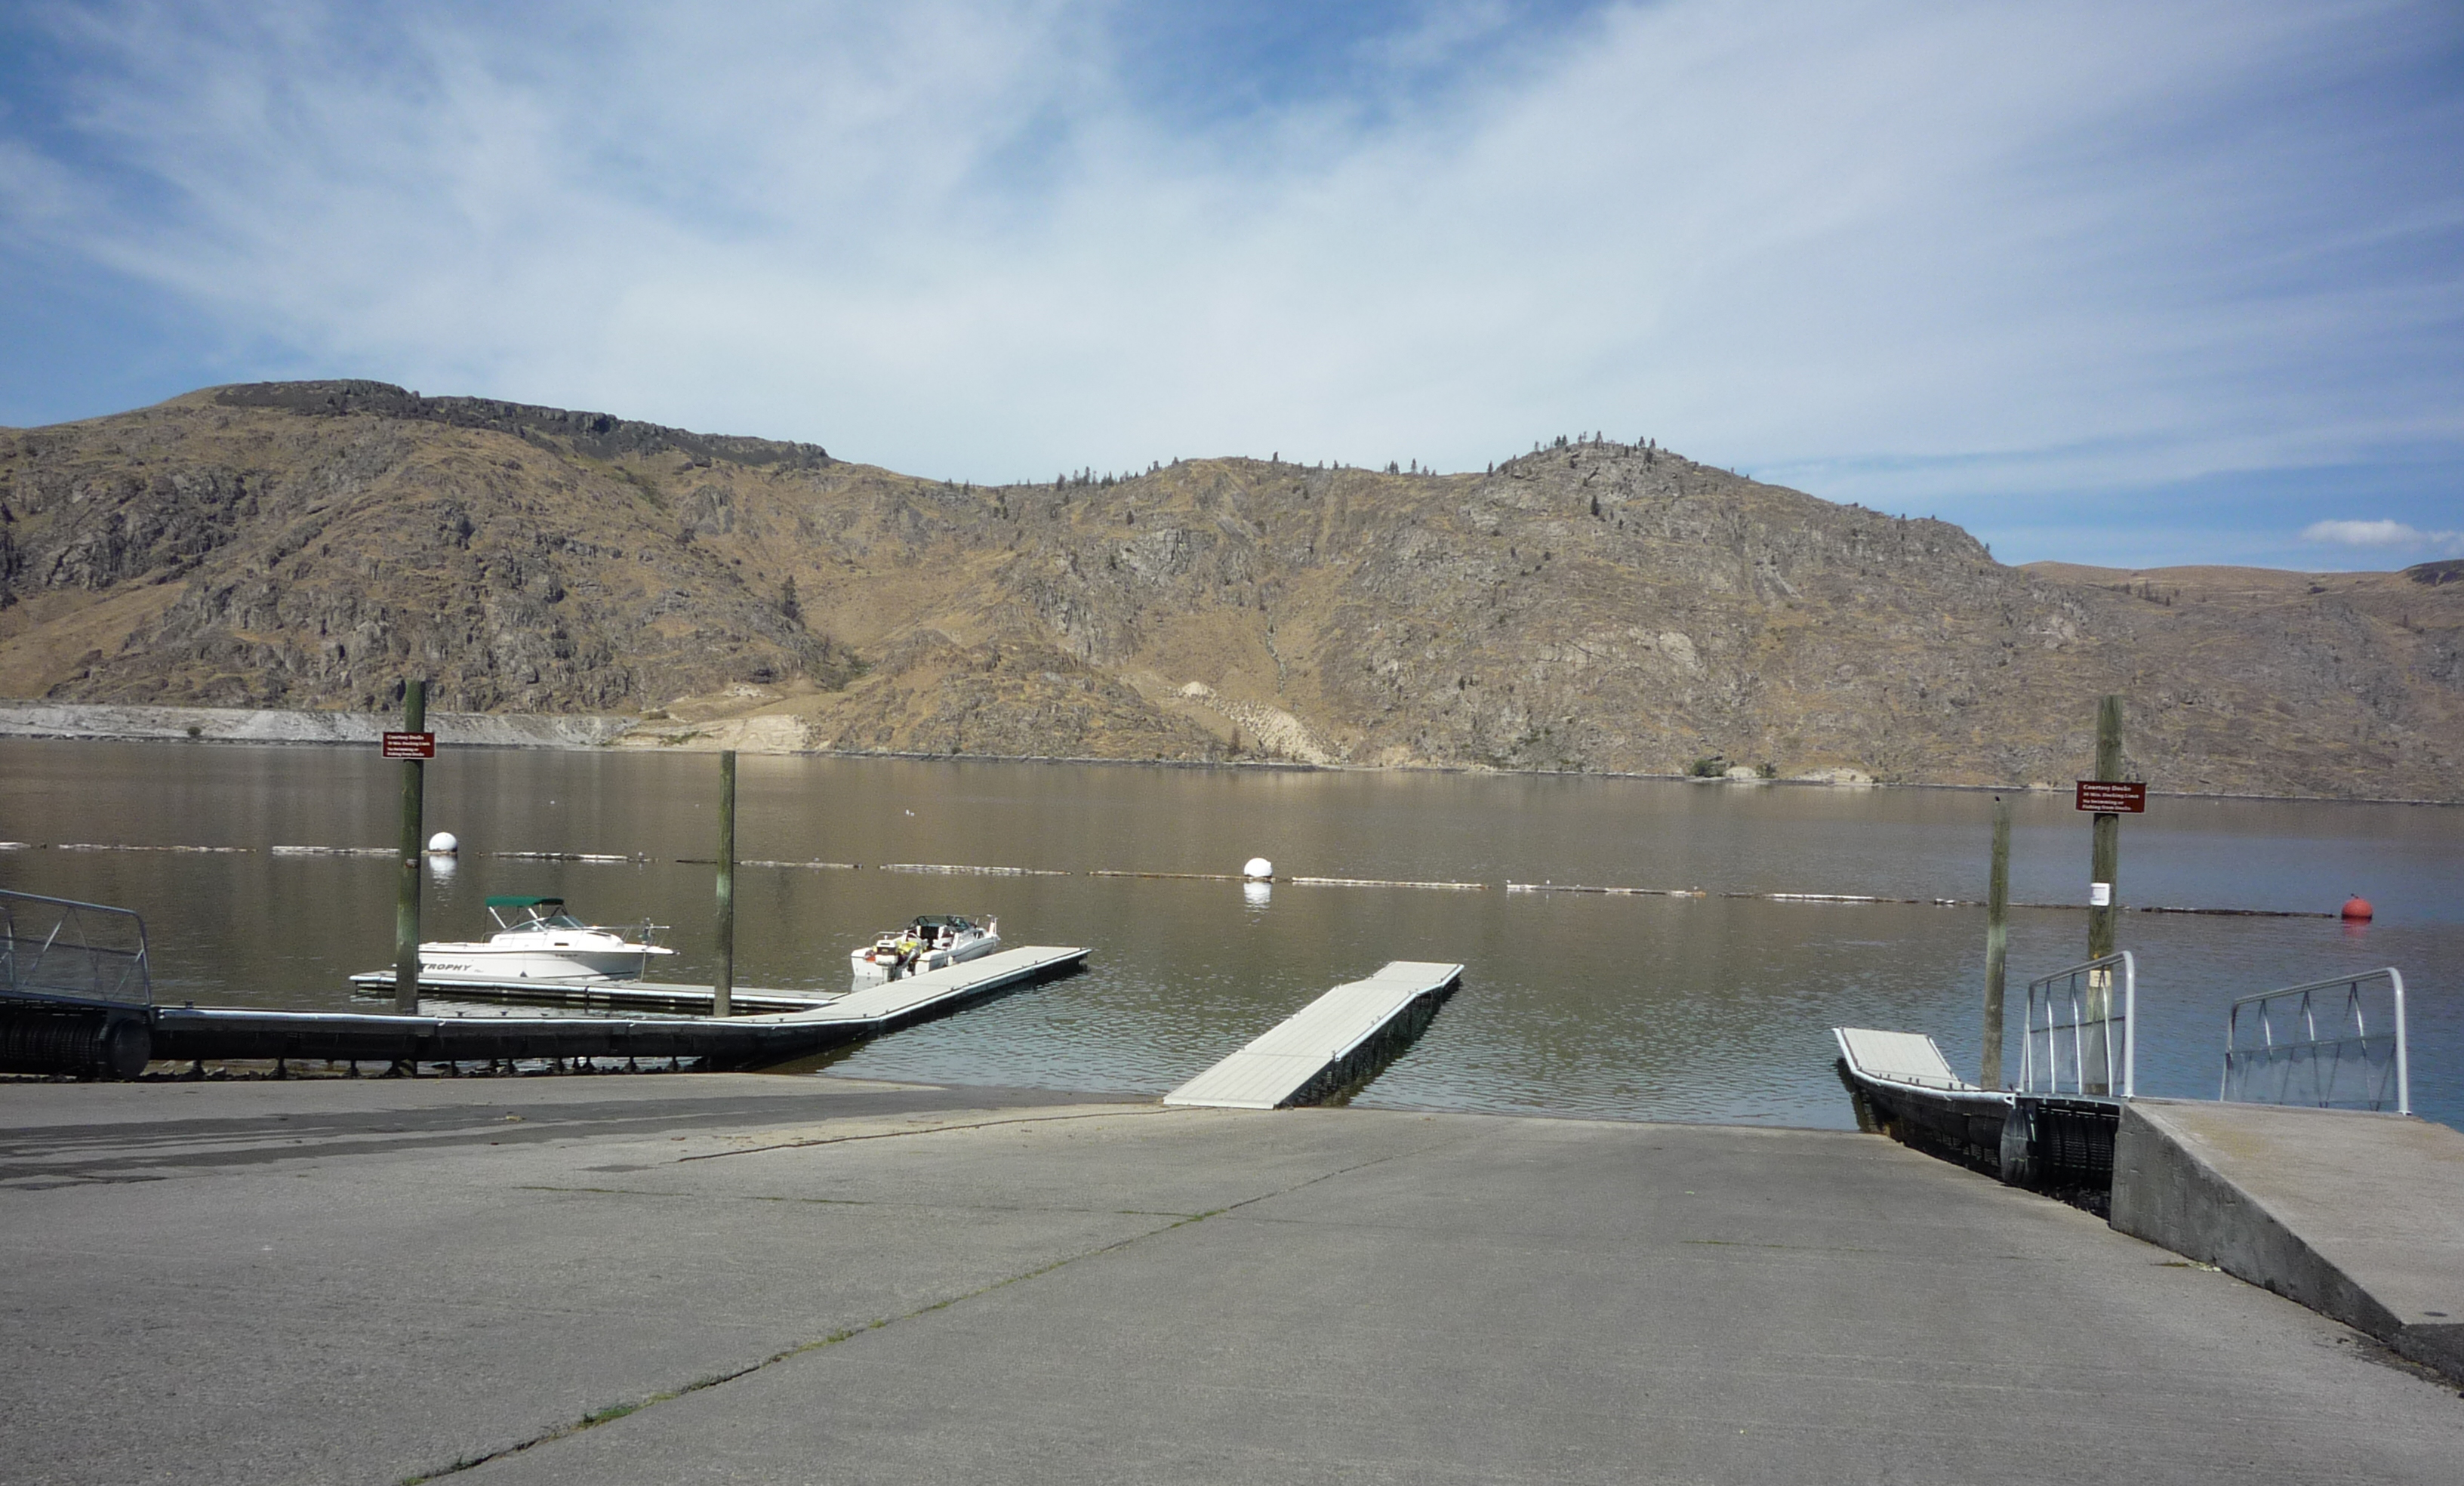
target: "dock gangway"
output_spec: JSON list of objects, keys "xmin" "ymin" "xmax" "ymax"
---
[
  {"xmin": 2001, "ymin": 952, "xmax": 2136, "ymax": 1202},
  {"xmin": 0, "ymin": 887, "xmax": 157, "ymax": 1077},
  {"xmin": 2219, "ymin": 967, "xmax": 2408, "ymax": 1115}
]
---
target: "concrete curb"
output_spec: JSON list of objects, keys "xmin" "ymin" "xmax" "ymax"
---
[{"xmin": 2112, "ymin": 1100, "xmax": 2464, "ymax": 1383}]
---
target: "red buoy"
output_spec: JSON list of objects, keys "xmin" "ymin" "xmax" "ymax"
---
[{"xmin": 2342, "ymin": 896, "xmax": 2374, "ymax": 921}]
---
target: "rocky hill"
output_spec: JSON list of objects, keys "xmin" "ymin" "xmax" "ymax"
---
[{"xmin": 2, "ymin": 381, "xmax": 2457, "ymax": 799}]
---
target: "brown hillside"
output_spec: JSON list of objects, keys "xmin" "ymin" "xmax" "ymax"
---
[{"xmin": 2, "ymin": 381, "xmax": 2458, "ymax": 798}]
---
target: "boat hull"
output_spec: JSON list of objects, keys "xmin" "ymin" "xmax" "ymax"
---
[
  {"xmin": 849, "ymin": 934, "xmax": 1001, "ymax": 983},
  {"xmin": 418, "ymin": 945, "xmax": 673, "ymax": 982}
]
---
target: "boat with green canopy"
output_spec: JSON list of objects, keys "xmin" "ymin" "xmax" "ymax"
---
[{"xmin": 417, "ymin": 896, "xmax": 676, "ymax": 982}]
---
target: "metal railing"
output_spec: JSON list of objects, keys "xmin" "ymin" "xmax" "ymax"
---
[
  {"xmin": 2221, "ymin": 968, "xmax": 2408, "ymax": 1115},
  {"xmin": 0, "ymin": 888, "xmax": 155, "ymax": 1011},
  {"xmin": 2020, "ymin": 951, "xmax": 2134, "ymax": 1099}
]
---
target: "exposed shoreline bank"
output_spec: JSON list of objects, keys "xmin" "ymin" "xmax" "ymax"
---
[
  {"xmin": 0, "ymin": 699, "xmax": 630, "ymax": 749},
  {"xmin": 2, "ymin": 699, "xmax": 2451, "ymax": 805}
]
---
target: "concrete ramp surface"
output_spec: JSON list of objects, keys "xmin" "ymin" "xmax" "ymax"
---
[
  {"xmin": 9, "ymin": 1080, "xmax": 2464, "ymax": 1486},
  {"xmin": 2113, "ymin": 1099, "xmax": 2464, "ymax": 1381}
]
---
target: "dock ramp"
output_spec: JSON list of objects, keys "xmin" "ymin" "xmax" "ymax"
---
[
  {"xmin": 1165, "ymin": 961, "xmax": 1461, "ymax": 1110},
  {"xmin": 1833, "ymin": 1025, "xmax": 2016, "ymax": 1177},
  {"xmin": 1834, "ymin": 1028, "xmax": 1976, "ymax": 1090}
]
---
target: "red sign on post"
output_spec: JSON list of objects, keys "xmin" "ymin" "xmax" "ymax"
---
[
  {"xmin": 2074, "ymin": 780, "xmax": 2146, "ymax": 813},
  {"xmin": 382, "ymin": 732, "xmax": 436, "ymax": 760}
]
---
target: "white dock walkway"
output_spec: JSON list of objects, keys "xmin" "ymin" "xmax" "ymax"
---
[
  {"xmin": 1832, "ymin": 1027, "xmax": 1990, "ymax": 1093},
  {"xmin": 757, "ymin": 945, "xmax": 1091, "ymax": 1030},
  {"xmin": 346, "ymin": 974, "xmax": 845, "ymax": 1016},
  {"xmin": 346, "ymin": 946, "xmax": 1089, "ymax": 1026},
  {"xmin": 1164, "ymin": 960, "xmax": 1462, "ymax": 1110},
  {"xmin": 192, "ymin": 947, "xmax": 1090, "ymax": 1070}
]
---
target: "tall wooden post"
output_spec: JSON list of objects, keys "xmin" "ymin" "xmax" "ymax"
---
[
  {"xmin": 2084, "ymin": 694, "xmax": 2124, "ymax": 1094},
  {"xmin": 713, "ymin": 750, "xmax": 736, "ymax": 1018},
  {"xmin": 392, "ymin": 679, "xmax": 427, "ymax": 1015},
  {"xmin": 2087, "ymin": 694, "xmax": 2124, "ymax": 962},
  {"xmin": 1981, "ymin": 795, "xmax": 2010, "ymax": 1089}
]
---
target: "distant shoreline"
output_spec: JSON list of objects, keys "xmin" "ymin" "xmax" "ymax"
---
[{"xmin": 1, "ymin": 699, "xmax": 2451, "ymax": 806}]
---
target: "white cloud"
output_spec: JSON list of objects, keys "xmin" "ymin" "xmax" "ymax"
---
[
  {"xmin": 2, "ymin": 0, "xmax": 2459, "ymax": 549},
  {"xmin": 2302, "ymin": 519, "xmax": 2463, "ymax": 552}
]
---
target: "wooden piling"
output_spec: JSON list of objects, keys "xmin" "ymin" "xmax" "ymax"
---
[
  {"xmin": 714, "ymin": 750, "xmax": 736, "ymax": 1018},
  {"xmin": 392, "ymin": 678, "xmax": 426, "ymax": 1015},
  {"xmin": 2088, "ymin": 694, "xmax": 2124, "ymax": 963},
  {"xmin": 1981, "ymin": 794, "xmax": 2010, "ymax": 1090},
  {"xmin": 2085, "ymin": 693, "xmax": 2124, "ymax": 1094}
]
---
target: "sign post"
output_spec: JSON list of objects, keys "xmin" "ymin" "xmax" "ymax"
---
[
  {"xmin": 714, "ymin": 751, "xmax": 736, "ymax": 1019},
  {"xmin": 2072, "ymin": 780, "xmax": 2146, "ymax": 814},
  {"xmin": 1980, "ymin": 795, "xmax": 2010, "ymax": 1090},
  {"xmin": 2077, "ymin": 695, "xmax": 2128, "ymax": 1094},
  {"xmin": 391, "ymin": 682, "xmax": 430, "ymax": 1016}
]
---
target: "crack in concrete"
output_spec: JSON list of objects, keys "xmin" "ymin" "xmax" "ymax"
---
[
  {"xmin": 673, "ymin": 1105, "xmax": 1181, "ymax": 1161},
  {"xmin": 510, "ymin": 1182, "xmax": 1201, "ymax": 1219},
  {"xmin": 401, "ymin": 1130, "xmax": 1471, "ymax": 1481}
]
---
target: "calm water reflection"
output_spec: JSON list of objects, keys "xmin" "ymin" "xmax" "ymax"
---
[{"xmin": 3, "ymin": 740, "xmax": 2456, "ymax": 1129}]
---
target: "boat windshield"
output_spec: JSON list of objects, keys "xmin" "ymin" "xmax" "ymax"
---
[{"xmin": 491, "ymin": 907, "xmax": 593, "ymax": 933}]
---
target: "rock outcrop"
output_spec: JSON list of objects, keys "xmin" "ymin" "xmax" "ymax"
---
[{"xmin": 2, "ymin": 383, "xmax": 2457, "ymax": 798}]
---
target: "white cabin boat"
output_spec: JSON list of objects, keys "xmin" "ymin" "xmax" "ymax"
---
[
  {"xmin": 851, "ymin": 914, "xmax": 1000, "ymax": 983},
  {"xmin": 418, "ymin": 896, "xmax": 676, "ymax": 982}
]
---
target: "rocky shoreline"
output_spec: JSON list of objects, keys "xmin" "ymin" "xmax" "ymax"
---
[
  {"xmin": 0, "ymin": 701, "xmax": 631, "ymax": 749},
  {"xmin": 7, "ymin": 699, "xmax": 2449, "ymax": 806}
]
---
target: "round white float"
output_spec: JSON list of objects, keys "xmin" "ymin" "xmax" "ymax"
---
[
  {"xmin": 426, "ymin": 831, "xmax": 460, "ymax": 854},
  {"xmin": 1242, "ymin": 857, "xmax": 1274, "ymax": 880}
]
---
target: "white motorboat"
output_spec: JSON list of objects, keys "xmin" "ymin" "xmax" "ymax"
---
[
  {"xmin": 851, "ymin": 914, "xmax": 1000, "ymax": 982},
  {"xmin": 418, "ymin": 896, "xmax": 676, "ymax": 982}
]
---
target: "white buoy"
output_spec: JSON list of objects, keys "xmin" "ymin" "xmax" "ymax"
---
[
  {"xmin": 427, "ymin": 831, "xmax": 459, "ymax": 855},
  {"xmin": 1242, "ymin": 857, "xmax": 1274, "ymax": 880}
]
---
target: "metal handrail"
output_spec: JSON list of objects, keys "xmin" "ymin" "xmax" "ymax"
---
[
  {"xmin": 2220, "ymin": 968, "xmax": 2408, "ymax": 1115},
  {"xmin": 0, "ymin": 887, "xmax": 155, "ymax": 1011},
  {"xmin": 2020, "ymin": 951, "xmax": 2134, "ymax": 1099}
]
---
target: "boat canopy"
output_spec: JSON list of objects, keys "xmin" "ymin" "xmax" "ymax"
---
[{"xmin": 485, "ymin": 895, "xmax": 565, "ymax": 908}]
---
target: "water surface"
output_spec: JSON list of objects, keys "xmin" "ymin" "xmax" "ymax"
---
[{"xmin": 3, "ymin": 740, "xmax": 2455, "ymax": 1129}]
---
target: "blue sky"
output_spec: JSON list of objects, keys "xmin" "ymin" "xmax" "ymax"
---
[{"xmin": 2, "ymin": 0, "xmax": 2459, "ymax": 570}]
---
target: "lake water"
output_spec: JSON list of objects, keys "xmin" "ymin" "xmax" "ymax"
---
[{"xmin": 2, "ymin": 739, "xmax": 2456, "ymax": 1130}]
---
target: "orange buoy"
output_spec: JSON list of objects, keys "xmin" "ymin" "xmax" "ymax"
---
[{"xmin": 2341, "ymin": 896, "xmax": 2374, "ymax": 921}]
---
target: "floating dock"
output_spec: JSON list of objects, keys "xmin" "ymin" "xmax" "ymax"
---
[
  {"xmin": 1833, "ymin": 1026, "xmax": 2015, "ymax": 1175},
  {"xmin": 1165, "ymin": 960, "xmax": 1461, "ymax": 1109},
  {"xmin": 344, "ymin": 973, "xmax": 845, "ymax": 1016},
  {"xmin": 1833, "ymin": 1024, "xmax": 2121, "ymax": 1200},
  {"xmin": 158, "ymin": 945, "xmax": 1088, "ymax": 1071}
]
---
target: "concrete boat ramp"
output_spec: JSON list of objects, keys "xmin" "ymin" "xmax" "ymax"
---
[{"xmin": 8, "ymin": 1076, "xmax": 2463, "ymax": 1486}]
